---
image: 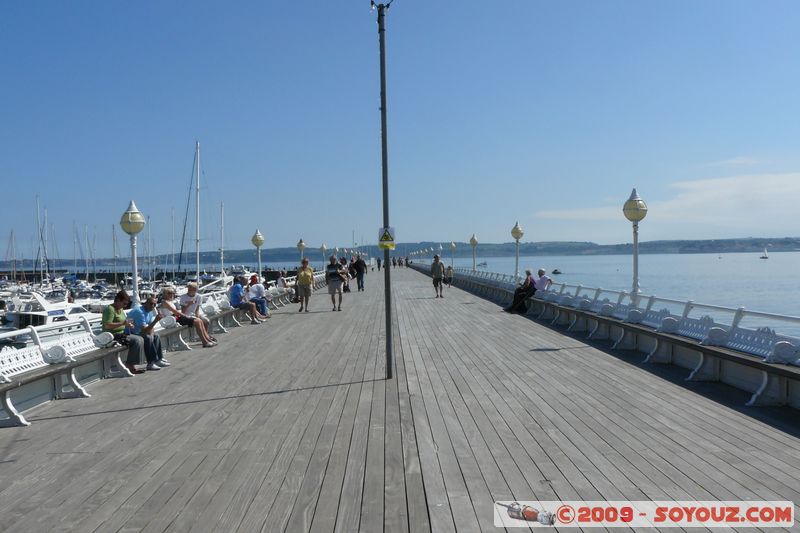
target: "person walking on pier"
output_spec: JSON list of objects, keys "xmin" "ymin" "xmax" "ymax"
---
[
  {"xmin": 377, "ymin": 257, "xmax": 382, "ymax": 271},
  {"xmin": 444, "ymin": 265, "xmax": 453, "ymax": 287},
  {"xmin": 296, "ymin": 259, "xmax": 314, "ymax": 312},
  {"xmin": 431, "ymin": 254, "xmax": 446, "ymax": 298},
  {"xmin": 326, "ymin": 255, "xmax": 346, "ymax": 311},
  {"xmin": 354, "ymin": 255, "xmax": 367, "ymax": 291}
]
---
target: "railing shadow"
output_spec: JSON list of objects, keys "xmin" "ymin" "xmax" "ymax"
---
[
  {"xmin": 527, "ymin": 318, "xmax": 800, "ymax": 439},
  {"xmin": 28, "ymin": 378, "xmax": 385, "ymax": 422}
]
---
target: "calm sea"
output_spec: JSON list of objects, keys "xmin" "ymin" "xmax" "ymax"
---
[{"xmin": 438, "ymin": 252, "xmax": 800, "ymax": 334}]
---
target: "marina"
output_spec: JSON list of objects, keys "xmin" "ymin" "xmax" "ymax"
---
[{"xmin": 0, "ymin": 268, "xmax": 798, "ymax": 531}]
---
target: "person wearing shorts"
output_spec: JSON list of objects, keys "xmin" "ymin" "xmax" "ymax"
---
[
  {"xmin": 296, "ymin": 259, "xmax": 314, "ymax": 312},
  {"xmin": 431, "ymin": 254, "xmax": 446, "ymax": 298},
  {"xmin": 326, "ymin": 255, "xmax": 345, "ymax": 311},
  {"xmin": 162, "ymin": 286, "xmax": 218, "ymax": 346}
]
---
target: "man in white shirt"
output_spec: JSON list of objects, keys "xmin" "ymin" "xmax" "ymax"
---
[
  {"xmin": 180, "ymin": 282, "xmax": 211, "ymax": 330},
  {"xmin": 534, "ymin": 269, "xmax": 552, "ymax": 291},
  {"xmin": 248, "ymin": 274, "xmax": 271, "ymax": 318}
]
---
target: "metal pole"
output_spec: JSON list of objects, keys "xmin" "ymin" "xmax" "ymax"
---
[
  {"xmin": 472, "ymin": 245, "xmax": 476, "ymax": 271},
  {"xmin": 257, "ymin": 245, "xmax": 262, "ymax": 278},
  {"xmin": 195, "ymin": 141, "xmax": 201, "ymax": 283},
  {"xmin": 632, "ymin": 221, "xmax": 640, "ymax": 298},
  {"xmin": 514, "ymin": 239, "xmax": 520, "ymax": 282},
  {"xmin": 130, "ymin": 234, "xmax": 140, "ymax": 307},
  {"xmin": 377, "ymin": 3, "xmax": 393, "ymax": 380}
]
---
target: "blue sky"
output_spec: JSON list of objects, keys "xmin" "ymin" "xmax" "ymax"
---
[{"xmin": 2, "ymin": 1, "xmax": 799, "ymax": 259}]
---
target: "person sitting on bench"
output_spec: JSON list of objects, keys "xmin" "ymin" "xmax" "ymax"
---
[{"xmin": 505, "ymin": 269, "xmax": 536, "ymax": 313}]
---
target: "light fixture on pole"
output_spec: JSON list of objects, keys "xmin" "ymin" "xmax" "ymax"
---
[
  {"xmin": 120, "ymin": 200, "xmax": 146, "ymax": 307},
  {"xmin": 469, "ymin": 234, "xmax": 478, "ymax": 271},
  {"xmin": 511, "ymin": 221, "xmax": 524, "ymax": 282},
  {"xmin": 320, "ymin": 243, "xmax": 327, "ymax": 264},
  {"xmin": 449, "ymin": 241, "xmax": 456, "ymax": 267},
  {"xmin": 297, "ymin": 238, "xmax": 306, "ymax": 261},
  {"xmin": 623, "ymin": 188, "xmax": 648, "ymax": 299},
  {"xmin": 251, "ymin": 229, "xmax": 264, "ymax": 279}
]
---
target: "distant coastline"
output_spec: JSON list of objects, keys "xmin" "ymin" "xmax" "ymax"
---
[{"xmin": 2, "ymin": 237, "xmax": 798, "ymax": 271}]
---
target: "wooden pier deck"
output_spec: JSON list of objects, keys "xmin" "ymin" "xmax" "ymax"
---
[{"xmin": 0, "ymin": 268, "xmax": 798, "ymax": 532}]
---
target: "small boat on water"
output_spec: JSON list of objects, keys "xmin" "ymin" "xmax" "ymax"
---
[
  {"xmin": 552, "ymin": 269, "xmax": 562, "ymax": 275},
  {"xmin": 760, "ymin": 248, "xmax": 769, "ymax": 259},
  {"xmin": 476, "ymin": 261, "xmax": 488, "ymax": 268}
]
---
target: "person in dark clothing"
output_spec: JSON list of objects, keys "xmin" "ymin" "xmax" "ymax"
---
[
  {"xmin": 354, "ymin": 255, "xmax": 367, "ymax": 291},
  {"xmin": 505, "ymin": 269, "xmax": 536, "ymax": 313}
]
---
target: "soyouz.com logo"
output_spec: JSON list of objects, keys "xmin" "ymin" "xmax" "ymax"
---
[{"xmin": 494, "ymin": 501, "xmax": 795, "ymax": 528}]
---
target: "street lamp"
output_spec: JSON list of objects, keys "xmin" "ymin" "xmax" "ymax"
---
[
  {"xmin": 320, "ymin": 243, "xmax": 327, "ymax": 265},
  {"xmin": 120, "ymin": 200, "xmax": 146, "ymax": 307},
  {"xmin": 297, "ymin": 238, "xmax": 306, "ymax": 262},
  {"xmin": 469, "ymin": 234, "xmax": 478, "ymax": 271},
  {"xmin": 623, "ymin": 188, "xmax": 648, "ymax": 299},
  {"xmin": 251, "ymin": 229, "xmax": 264, "ymax": 278},
  {"xmin": 511, "ymin": 221, "xmax": 524, "ymax": 282},
  {"xmin": 449, "ymin": 241, "xmax": 456, "ymax": 268}
]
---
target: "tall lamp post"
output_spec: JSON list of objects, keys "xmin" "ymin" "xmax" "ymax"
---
[
  {"xmin": 320, "ymin": 243, "xmax": 328, "ymax": 266},
  {"xmin": 623, "ymin": 188, "xmax": 648, "ymax": 299},
  {"xmin": 449, "ymin": 241, "xmax": 456, "ymax": 268},
  {"xmin": 469, "ymin": 234, "xmax": 478, "ymax": 271},
  {"xmin": 251, "ymin": 229, "xmax": 264, "ymax": 279},
  {"xmin": 120, "ymin": 200, "xmax": 146, "ymax": 307},
  {"xmin": 511, "ymin": 221, "xmax": 524, "ymax": 282},
  {"xmin": 297, "ymin": 238, "xmax": 305, "ymax": 262}
]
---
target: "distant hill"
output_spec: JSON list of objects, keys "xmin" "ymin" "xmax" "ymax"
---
[{"xmin": 2, "ymin": 237, "xmax": 798, "ymax": 271}]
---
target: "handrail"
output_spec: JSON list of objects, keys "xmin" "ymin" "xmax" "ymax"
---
[{"xmin": 440, "ymin": 265, "xmax": 800, "ymax": 341}]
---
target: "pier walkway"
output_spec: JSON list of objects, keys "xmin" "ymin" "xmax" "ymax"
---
[{"xmin": 0, "ymin": 268, "xmax": 798, "ymax": 532}]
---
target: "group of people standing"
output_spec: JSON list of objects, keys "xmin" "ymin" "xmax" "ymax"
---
[{"xmin": 295, "ymin": 254, "xmax": 368, "ymax": 312}]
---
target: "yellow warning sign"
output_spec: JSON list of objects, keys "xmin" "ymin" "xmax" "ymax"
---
[{"xmin": 378, "ymin": 227, "xmax": 396, "ymax": 250}]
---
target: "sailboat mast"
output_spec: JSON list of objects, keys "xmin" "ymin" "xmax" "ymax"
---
[
  {"xmin": 195, "ymin": 140, "xmax": 200, "ymax": 282},
  {"xmin": 11, "ymin": 230, "xmax": 17, "ymax": 282},
  {"xmin": 171, "ymin": 207, "xmax": 175, "ymax": 281},
  {"xmin": 90, "ymin": 227, "xmax": 95, "ymax": 282},
  {"xmin": 73, "ymin": 221, "xmax": 77, "ymax": 274},
  {"xmin": 220, "ymin": 202, "xmax": 225, "ymax": 275},
  {"xmin": 112, "ymin": 224, "xmax": 118, "ymax": 287},
  {"xmin": 84, "ymin": 225, "xmax": 90, "ymax": 282},
  {"xmin": 36, "ymin": 196, "xmax": 43, "ymax": 283},
  {"xmin": 43, "ymin": 208, "xmax": 49, "ymax": 280}
]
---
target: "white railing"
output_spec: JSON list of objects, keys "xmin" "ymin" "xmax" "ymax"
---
[{"xmin": 420, "ymin": 264, "xmax": 800, "ymax": 365}]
